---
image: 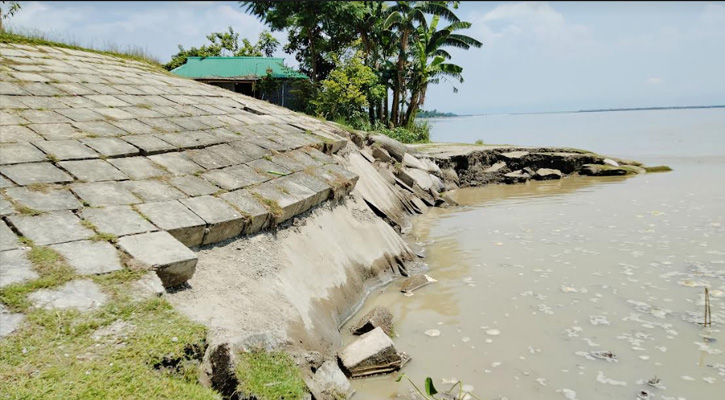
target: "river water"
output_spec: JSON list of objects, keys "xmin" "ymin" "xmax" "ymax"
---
[{"xmin": 344, "ymin": 109, "xmax": 725, "ymax": 400}]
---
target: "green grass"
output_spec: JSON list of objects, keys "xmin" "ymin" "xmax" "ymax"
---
[
  {"xmin": 474, "ymin": 139, "xmax": 484, "ymax": 145},
  {"xmin": 0, "ymin": 29, "xmax": 162, "ymax": 68},
  {"xmin": 235, "ymin": 350, "xmax": 307, "ymax": 400},
  {"xmin": 89, "ymin": 232, "xmax": 119, "ymax": 244},
  {"xmin": 644, "ymin": 165, "xmax": 672, "ymax": 173},
  {"xmin": 0, "ymin": 298, "xmax": 217, "ymax": 400},
  {"xmin": 15, "ymin": 205, "xmax": 44, "ymax": 216}
]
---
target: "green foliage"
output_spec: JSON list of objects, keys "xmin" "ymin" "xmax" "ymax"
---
[
  {"xmin": 0, "ymin": 1, "xmax": 21, "ymax": 31},
  {"xmin": 235, "ymin": 349, "xmax": 307, "ymax": 400},
  {"xmin": 165, "ymin": 27, "xmax": 279, "ymax": 70},
  {"xmin": 311, "ymin": 50, "xmax": 384, "ymax": 124},
  {"xmin": 418, "ymin": 109, "xmax": 458, "ymax": 118}
]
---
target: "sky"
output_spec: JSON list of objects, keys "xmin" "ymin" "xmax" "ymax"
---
[{"xmin": 8, "ymin": 1, "xmax": 725, "ymax": 114}]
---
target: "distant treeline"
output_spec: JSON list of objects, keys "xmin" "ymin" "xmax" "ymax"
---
[
  {"xmin": 417, "ymin": 109, "xmax": 458, "ymax": 118},
  {"xmin": 577, "ymin": 105, "xmax": 725, "ymax": 113}
]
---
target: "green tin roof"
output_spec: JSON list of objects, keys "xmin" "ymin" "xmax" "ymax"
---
[{"xmin": 171, "ymin": 57, "xmax": 307, "ymax": 80}]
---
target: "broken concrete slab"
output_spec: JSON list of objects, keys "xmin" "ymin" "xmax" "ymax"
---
[
  {"xmin": 0, "ymin": 249, "xmax": 38, "ymax": 287},
  {"xmin": 404, "ymin": 168, "xmax": 434, "ymax": 191},
  {"xmin": 130, "ymin": 271, "xmax": 165, "ymax": 299},
  {"xmin": 400, "ymin": 274, "xmax": 436, "ymax": 294},
  {"xmin": 33, "ymin": 139, "xmax": 99, "ymax": 161},
  {"xmin": 180, "ymin": 195, "xmax": 244, "ymax": 245},
  {"xmin": 135, "ymin": 200, "xmax": 205, "ymax": 247},
  {"xmin": 117, "ymin": 231, "xmax": 197, "ymax": 288},
  {"xmin": 402, "ymin": 153, "xmax": 427, "ymax": 171},
  {"xmin": 307, "ymin": 361, "xmax": 355, "ymax": 400},
  {"xmin": 81, "ymin": 205, "xmax": 157, "ymax": 237},
  {"xmin": 58, "ymin": 159, "xmax": 128, "ymax": 182},
  {"xmin": 0, "ymin": 304, "xmax": 24, "ymax": 337},
  {"xmin": 4, "ymin": 187, "xmax": 82, "ymax": 212},
  {"xmin": 50, "ymin": 240, "xmax": 123, "ymax": 275},
  {"xmin": 169, "ymin": 175, "xmax": 219, "ymax": 197},
  {"xmin": 352, "ymin": 306, "xmax": 394, "ymax": 337},
  {"xmin": 0, "ymin": 143, "xmax": 47, "ymax": 165},
  {"xmin": 484, "ymin": 161, "xmax": 508, "ymax": 173},
  {"xmin": 372, "ymin": 147, "xmax": 392, "ymax": 162},
  {"xmin": 0, "ymin": 162, "xmax": 74, "ymax": 185},
  {"xmin": 370, "ymin": 135, "xmax": 407, "ymax": 161},
  {"xmin": 72, "ymin": 181, "xmax": 141, "ymax": 206},
  {"xmin": 219, "ymin": 189, "xmax": 271, "ymax": 235},
  {"xmin": 0, "ymin": 221, "xmax": 20, "ymax": 251},
  {"xmin": 500, "ymin": 151, "xmax": 529, "ymax": 160},
  {"xmin": 503, "ymin": 170, "xmax": 531, "ymax": 184},
  {"xmin": 534, "ymin": 168, "xmax": 562, "ymax": 180},
  {"xmin": 338, "ymin": 327, "xmax": 404, "ymax": 378},
  {"xmin": 28, "ymin": 279, "xmax": 108, "ymax": 311},
  {"xmin": 107, "ymin": 156, "xmax": 168, "ymax": 180},
  {"xmin": 8, "ymin": 210, "xmax": 94, "ymax": 245},
  {"xmin": 579, "ymin": 164, "xmax": 641, "ymax": 176}
]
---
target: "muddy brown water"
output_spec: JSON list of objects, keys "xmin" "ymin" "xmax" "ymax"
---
[{"xmin": 343, "ymin": 155, "xmax": 725, "ymax": 399}]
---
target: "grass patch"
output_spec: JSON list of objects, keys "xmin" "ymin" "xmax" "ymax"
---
[
  {"xmin": 15, "ymin": 205, "xmax": 44, "ymax": 216},
  {"xmin": 0, "ymin": 246, "xmax": 75, "ymax": 311},
  {"xmin": 252, "ymin": 193, "xmax": 283, "ymax": 219},
  {"xmin": 235, "ymin": 349, "xmax": 307, "ymax": 400},
  {"xmin": 474, "ymin": 139, "xmax": 485, "ymax": 145},
  {"xmin": 0, "ymin": 298, "xmax": 217, "ymax": 399},
  {"xmin": 0, "ymin": 29, "xmax": 162, "ymax": 68},
  {"xmin": 644, "ymin": 165, "xmax": 672, "ymax": 173},
  {"xmin": 89, "ymin": 232, "xmax": 119, "ymax": 244}
]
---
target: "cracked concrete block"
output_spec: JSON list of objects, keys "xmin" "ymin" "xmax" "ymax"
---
[
  {"xmin": 80, "ymin": 137, "xmax": 140, "ymax": 157},
  {"xmin": 180, "ymin": 195, "xmax": 244, "ymax": 245},
  {"xmin": 34, "ymin": 139, "xmax": 99, "ymax": 161},
  {"xmin": 7, "ymin": 210, "xmax": 94, "ymax": 245},
  {"xmin": 122, "ymin": 134, "xmax": 176, "ymax": 155},
  {"xmin": 50, "ymin": 240, "xmax": 123, "ymax": 275},
  {"xmin": 4, "ymin": 187, "xmax": 82, "ymax": 212},
  {"xmin": 81, "ymin": 205, "xmax": 156, "ymax": 237},
  {"xmin": 169, "ymin": 175, "xmax": 219, "ymax": 197},
  {"xmin": 219, "ymin": 189, "xmax": 271, "ymax": 235},
  {"xmin": 135, "ymin": 200, "xmax": 205, "ymax": 247},
  {"xmin": 338, "ymin": 327, "xmax": 403, "ymax": 378},
  {"xmin": 0, "ymin": 221, "xmax": 20, "ymax": 251},
  {"xmin": 148, "ymin": 152, "xmax": 203, "ymax": 175},
  {"xmin": 202, "ymin": 164, "xmax": 269, "ymax": 191},
  {"xmin": 118, "ymin": 231, "xmax": 197, "ymax": 288},
  {"xmin": 123, "ymin": 180, "xmax": 186, "ymax": 202},
  {"xmin": 29, "ymin": 279, "xmax": 108, "ymax": 311},
  {"xmin": 58, "ymin": 159, "xmax": 128, "ymax": 182},
  {"xmin": 72, "ymin": 181, "xmax": 140, "ymax": 206},
  {"xmin": 0, "ymin": 162, "xmax": 74, "ymax": 185},
  {"xmin": 0, "ymin": 249, "xmax": 38, "ymax": 287},
  {"xmin": 0, "ymin": 143, "xmax": 47, "ymax": 165},
  {"xmin": 108, "ymin": 156, "xmax": 168, "ymax": 180}
]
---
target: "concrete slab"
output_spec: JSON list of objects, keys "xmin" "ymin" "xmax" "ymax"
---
[
  {"xmin": 109, "ymin": 119, "xmax": 156, "ymax": 135},
  {"xmin": 135, "ymin": 200, "xmax": 205, "ymax": 247},
  {"xmin": 0, "ymin": 249, "xmax": 38, "ymax": 287},
  {"xmin": 28, "ymin": 279, "xmax": 108, "ymax": 311},
  {"xmin": 7, "ymin": 210, "xmax": 94, "ymax": 245},
  {"xmin": 220, "ymin": 189, "xmax": 271, "ymax": 234},
  {"xmin": 247, "ymin": 158, "xmax": 291, "ymax": 178},
  {"xmin": 55, "ymin": 107, "xmax": 105, "ymax": 122},
  {"xmin": 81, "ymin": 205, "xmax": 157, "ymax": 237},
  {"xmin": 122, "ymin": 134, "xmax": 176, "ymax": 155},
  {"xmin": 4, "ymin": 187, "xmax": 82, "ymax": 212},
  {"xmin": 147, "ymin": 152, "xmax": 203, "ymax": 175},
  {"xmin": 227, "ymin": 140, "xmax": 271, "ymax": 161},
  {"xmin": 26, "ymin": 123, "xmax": 83, "ymax": 140},
  {"xmin": 58, "ymin": 159, "xmax": 128, "ymax": 182},
  {"xmin": 124, "ymin": 180, "xmax": 186, "ymax": 202},
  {"xmin": 281, "ymin": 172, "xmax": 332, "ymax": 207},
  {"xmin": 80, "ymin": 137, "xmax": 140, "ymax": 157},
  {"xmin": 0, "ymin": 304, "xmax": 24, "ymax": 337},
  {"xmin": 20, "ymin": 109, "xmax": 72, "ymax": 124},
  {"xmin": 0, "ymin": 220, "xmax": 20, "ymax": 251},
  {"xmin": 169, "ymin": 175, "xmax": 219, "ymax": 197},
  {"xmin": 34, "ymin": 139, "xmax": 99, "ymax": 161},
  {"xmin": 202, "ymin": 164, "xmax": 269, "ymax": 191},
  {"xmin": 0, "ymin": 197, "xmax": 13, "ymax": 216},
  {"xmin": 73, "ymin": 121, "xmax": 126, "ymax": 137},
  {"xmin": 155, "ymin": 131, "xmax": 219, "ymax": 149},
  {"xmin": 248, "ymin": 181, "xmax": 306, "ymax": 224},
  {"xmin": 186, "ymin": 146, "xmax": 235, "ymax": 170},
  {"xmin": 92, "ymin": 107, "xmax": 135, "ymax": 120},
  {"xmin": 71, "ymin": 181, "xmax": 140, "ymax": 206},
  {"xmin": 50, "ymin": 240, "xmax": 123, "ymax": 275},
  {"xmin": 0, "ymin": 143, "xmax": 47, "ymax": 165},
  {"xmin": 180, "ymin": 195, "xmax": 244, "ymax": 245},
  {"xmin": 1, "ymin": 125, "xmax": 42, "ymax": 142},
  {"xmin": 0, "ymin": 162, "xmax": 74, "ymax": 185},
  {"xmin": 108, "ymin": 156, "xmax": 168, "ymax": 180},
  {"xmin": 117, "ymin": 231, "xmax": 197, "ymax": 288}
]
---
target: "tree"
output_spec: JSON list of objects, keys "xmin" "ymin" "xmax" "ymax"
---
[
  {"xmin": 403, "ymin": 16, "xmax": 481, "ymax": 126},
  {"xmin": 240, "ymin": 1, "xmax": 361, "ymax": 82},
  {"xmin": 164, "ymin": 27, "xmax": 279, "ymax": 70},
  {"xmin": 384, "ymin": 1, "xmax": 461, "ymax": 126},
  {"xmin": 0, "ymin": 1, "xmax": 21, "ymax": 32}
]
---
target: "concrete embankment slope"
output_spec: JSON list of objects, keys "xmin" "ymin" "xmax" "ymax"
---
[{"xmin": 0, "ymin": 42, "xmax": 654, "ymax": 399}]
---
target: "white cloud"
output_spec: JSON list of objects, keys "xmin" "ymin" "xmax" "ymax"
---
[{"xmin": 646, "ymin": 77, "xmax": 663, "ymax": 85}]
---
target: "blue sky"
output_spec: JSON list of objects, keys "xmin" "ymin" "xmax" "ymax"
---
[{"xmin": 8, "ymin": 1, "xmax": 725, "ymax": 114}]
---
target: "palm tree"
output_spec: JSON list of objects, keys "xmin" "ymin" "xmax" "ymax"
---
[
  {"xmin": 402, "ymin": 16, "xmax": 482, "ymax": 126},
  {"xmin": 384, "ymin": 1, "xmax": 461, "ymax": 126}
]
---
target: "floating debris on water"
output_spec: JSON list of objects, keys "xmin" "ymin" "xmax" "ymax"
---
[
  {"xmin": 589, "ymin": 315, "xmax": 611, "ymax": 325},
  {"xmin": 485, "ymin": 329, "xmax": 501, "ymax": 336},
  {"xmin": 596, "ymin": 371, "xmax": 627, "ymax": 386},
  {"xmin": 424, "ymin": 329, "xmax": 441, "ymax": 337}
]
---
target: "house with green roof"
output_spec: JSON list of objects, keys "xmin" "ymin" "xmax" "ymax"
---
[{"xmin": 171, "ymin": 56, "xmax": 308, "ymax": 108}]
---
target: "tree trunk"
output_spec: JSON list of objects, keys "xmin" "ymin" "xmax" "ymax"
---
[
  {"xmin": 391, "ymin": 30, "xmax": 409, "ymax": 127},
  {"xmin": 368, "ymin": 98, "xmax": 375, "ymax": 126},
  {"xmin": 307, "ymin": 27, "xmax": 317, "ymax": 82},
  {"xmin": 383, "ymin": 88, "xmax": 389, "ymax": 125}
]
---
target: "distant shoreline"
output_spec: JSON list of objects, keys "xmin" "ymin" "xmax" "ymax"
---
[{"xmin": 455, "ymin": 105, "xmax": 725, "ymax": 118}]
